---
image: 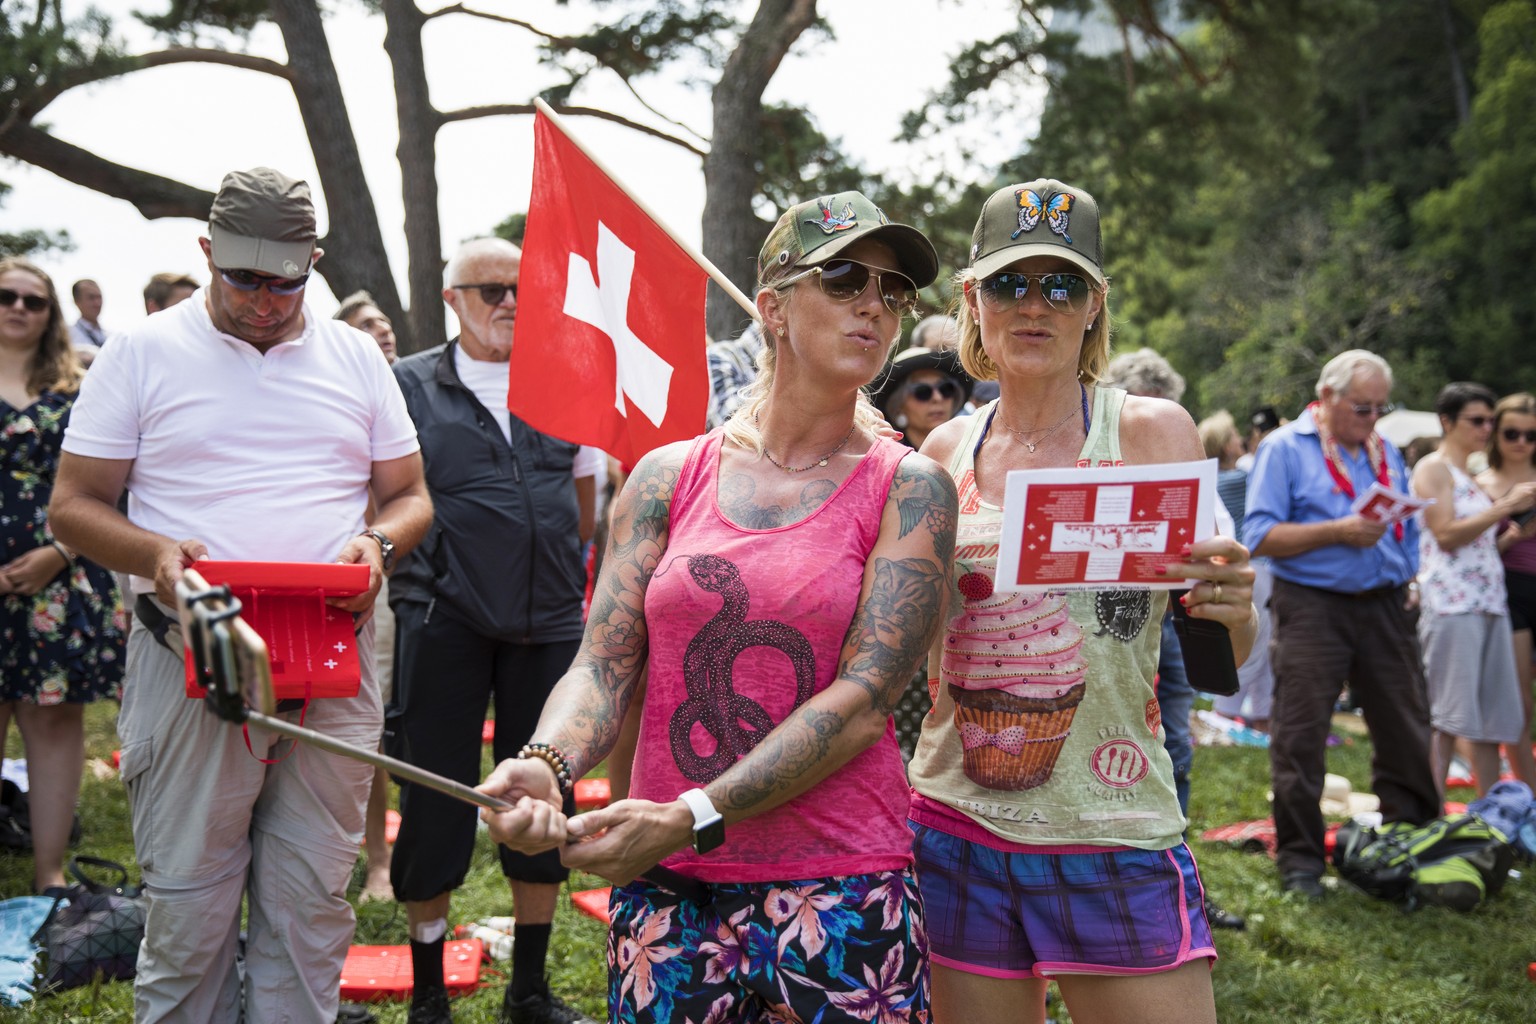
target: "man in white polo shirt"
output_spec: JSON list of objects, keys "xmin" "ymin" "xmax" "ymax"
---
[{"xmin": 49, "ymin": 167, "xmax": 433, "ymax": 1024}]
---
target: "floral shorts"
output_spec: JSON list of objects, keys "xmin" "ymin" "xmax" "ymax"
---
[{"xmin": 606, "ymin": 868, "xmax": 930, "ymax": 1024}]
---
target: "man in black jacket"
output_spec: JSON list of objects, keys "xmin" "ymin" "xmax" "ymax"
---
[{"xmin": 389, "ymin": 238, "xmax": 596, "ymax": 1024}]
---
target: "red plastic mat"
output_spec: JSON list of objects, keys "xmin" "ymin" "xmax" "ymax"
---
[
  {"xmin": 570, "ymin": 887, "xmax": 612, "ymax": 924},
  {"xmin": 338, "ymin": 938, "xmax": 483, "ymax": 1001}
]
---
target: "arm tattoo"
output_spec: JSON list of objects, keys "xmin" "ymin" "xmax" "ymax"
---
[
  {"xmin": 890, "ymin": 461, "xmax": 959, "ymax": 560},
  {"xmin": 542, "ymin": 451, "xmax": 678, "ymax": 776},
  {"xmin": 717, "ymin": 704, "xmax": 847, "ymax": 811},
  {"xmin": 843, "ymin": 557, "xmax": 948, "ymax": 714},
  {"xmin": 718, "ymin": 473, "xmax": 837, "ymax": 529}
]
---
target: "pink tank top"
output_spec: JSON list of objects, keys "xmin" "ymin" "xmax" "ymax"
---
[{"xmin": 632, "ymin": 428, "xmax": 914, "ymax": 882}]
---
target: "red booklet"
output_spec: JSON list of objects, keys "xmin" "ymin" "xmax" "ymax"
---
[{"xmin": 183, "ymin": 560, "xmax": 370, "ymax": 701}]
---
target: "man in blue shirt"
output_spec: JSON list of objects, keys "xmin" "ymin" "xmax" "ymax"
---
[{"xmin": 1245, "ymin": 350, "xmax": 1439, "ymax": 899}]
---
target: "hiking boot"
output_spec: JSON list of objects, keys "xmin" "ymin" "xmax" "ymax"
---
[
  {"xmin": 407, "ymin": 985, "xmax": 452, "ymax": 1024},
  {"xmin": 501, "ymin": 981, "xmax": 597, "ymax": 1024},
  {"xmin": 1281, "ymin": 871, "xmax": 1325, "ymax": 901}
]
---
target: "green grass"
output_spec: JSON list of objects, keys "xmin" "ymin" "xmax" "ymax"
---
[{"xmin": 5, "ymin": 704, "xmax": 1536, "ymax": 1021}]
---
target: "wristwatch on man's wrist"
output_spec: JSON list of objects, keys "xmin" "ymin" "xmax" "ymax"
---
[
  {"xmin": 677, "ymin": 788, "xmax": 725, "ymax": 854},
  {"xmin": 361, "ymin": 528, "xmax": 396, "ymax": 572}
]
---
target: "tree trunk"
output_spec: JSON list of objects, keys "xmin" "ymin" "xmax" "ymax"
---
[
  {"xmin": 382, "ymin": 0, "xmax": 446, "ymax": 355},
  {"xmin": 268, "ymin": 0, "xmax": 405, "ymax": 341},
  {"xmin": 702, "ymin": 0, "xmax": 818, "ymax": 342}
]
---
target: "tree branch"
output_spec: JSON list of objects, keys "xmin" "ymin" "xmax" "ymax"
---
[
  {"xmin": 0, "ymin": 123, "xmax": 214, "ymax": 220},
  {"xmin": 19, "ymin": 48, "xmax": 293, "ymax": 121},
  {"xmin": 439, "ymin": 103, "xmax": 707, "ymax": 157}
]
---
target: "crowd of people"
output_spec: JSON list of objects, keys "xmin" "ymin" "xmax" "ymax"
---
[{"xmin": 0, "ymin": 164, "xmax": 1531, "ymax": 1024}]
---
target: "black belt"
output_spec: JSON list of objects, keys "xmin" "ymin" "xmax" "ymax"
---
[
  {"xmin": 1281, "ymin": 579, "xmax": 1405, "ymax": 601},
  {"xmin": 637, "ymin": 864, "xmax": 712, "ymax": 904},
  {"xmin": 133, "ymin": 595, "xmax": 305, "ymax": 713}
]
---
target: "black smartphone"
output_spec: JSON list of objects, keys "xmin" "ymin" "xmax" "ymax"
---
[
  {"xmin": 1168, "ymin": 589, "xmax": 1241, "ymax": 696},
  {"xmin": 1514, "ymin": 507, "xmax": 1536, "ymax": 529}
]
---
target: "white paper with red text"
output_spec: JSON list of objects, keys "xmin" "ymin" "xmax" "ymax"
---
[
  {"xmin": 995, "ymin": 459, "xmax": 1219, "ymax": 591},
  {"xmin": 1350, "ymin": 481, "xmax": 1432, "ymax": 525}
]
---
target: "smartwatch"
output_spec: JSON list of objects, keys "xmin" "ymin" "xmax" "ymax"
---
[
  {"xmin": 677, "ymin": 788, "xmax": 725, "ymax": 854},
  {"xmin": 362, "ymin": 528, "xmax": 396, "ymax": 572}
]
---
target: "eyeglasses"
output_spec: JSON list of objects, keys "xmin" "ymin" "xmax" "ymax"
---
[
  {"xmin": 1503, "ymin": 428, "xmax": 1536, "ymax": 444},
  {"xmin": 1460, "ymin": 415, "xmax": 1493, "ymax": 428},
  {"xmin": 0, "ymin": 288, "xmax": 49, "ymax": 313},
  {"xmin": 909, "ymin": 380, "xmax": 961, "ymax": 402},
  {"xmin": 1347, "ymin": 401, "xmax": 1395, "ymax": 418},
  {"xmin": 219, "ymin": 268, "xmax": 310, "ymax": 296},
  {"xmin": 452, "ymin": 283, "xmax": 517, "ymax": 306},
  {"xmin": 975, "ymin": 271, "xmax": 1093, "ymax": 315},
  {"xmin": 780, "ymin": 260, "xmax": 919, "ymax": 317}
]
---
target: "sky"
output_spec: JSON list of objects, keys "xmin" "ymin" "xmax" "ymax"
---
[{"xmin": 5, "ymin": 0, "xmax": 1034, "ymax": 336}]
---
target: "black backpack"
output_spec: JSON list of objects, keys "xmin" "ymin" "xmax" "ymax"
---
[{"xmin": 1332, "ymin": 813, "xmax": 1514, "ymax": 911}]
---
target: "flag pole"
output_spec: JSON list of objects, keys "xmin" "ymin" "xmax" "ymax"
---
[{"xmin": 533, "ymin": 97, "xmax": 761, "ymax": 325}]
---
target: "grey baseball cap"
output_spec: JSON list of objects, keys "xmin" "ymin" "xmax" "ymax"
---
[
  {"xmin": 208, "ymin": 167, "xmax": 317, "ymax": 278},
  {"xmin": 969, "ymin": 178, "xmax": 1106, "ymax": 286},
  {"xmin": 758, "ymin": 191, "xmax": 938, "ymax": 289}
]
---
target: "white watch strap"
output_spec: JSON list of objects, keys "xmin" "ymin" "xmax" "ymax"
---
[{"xmin": 677, "ymin": 787, "xmax": 719, "ymax": 826}]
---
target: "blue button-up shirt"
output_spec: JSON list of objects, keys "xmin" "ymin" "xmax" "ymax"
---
[{"xmin": 1243, "ymin": 407, "xmax": 1418, "ymax": 592}]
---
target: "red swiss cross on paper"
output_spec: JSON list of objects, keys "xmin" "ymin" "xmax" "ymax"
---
[{"xmin": 510, "ymin": 111, "xmax": 710, "ymax": 466}]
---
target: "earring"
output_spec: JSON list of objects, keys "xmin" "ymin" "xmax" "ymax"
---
[
  {"xmin": 1087, "ymin": 321, "xmax": 1096, "ymax": 331},
  {"xmin": 776, "ymin": 327, "xmax": 785, "ymax": 337}
]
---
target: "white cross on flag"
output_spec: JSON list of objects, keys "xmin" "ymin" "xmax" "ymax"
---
[{"xmin": 511, "ymin": 111, "xmax": 709, "ymax": 466}]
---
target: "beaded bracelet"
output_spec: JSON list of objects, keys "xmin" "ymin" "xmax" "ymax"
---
[{"xmin": 517, "ymin": 742, "xmax": 574, "ymax": 794}]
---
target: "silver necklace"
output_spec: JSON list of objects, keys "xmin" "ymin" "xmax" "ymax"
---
[
  {"xmin": 757, "ymin": 416, "xmax": 857, "ymax": 473},
  {"xmin": 1000, "ymin": 404, "xmax": 1079, "ymax": 453}
]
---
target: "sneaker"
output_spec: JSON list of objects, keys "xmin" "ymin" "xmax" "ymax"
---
[
  {"xmin": 501, "ymin": 981, "xmax": 598, "ymax": 1024},
  {"xmin": 1206, "ymin": 901, "xmax": 1246, "ymax": 930},
  {"xmin": 407, "ymin": 985, "xmax": 453, "ymax": 1024},
  {"xmin": 337, "ymin": 1005, "xmax": 378, "ymax": 1024},
  {"xmin": 1281, "ymin": 871, "xmax": 1326, "ymax": 901}
]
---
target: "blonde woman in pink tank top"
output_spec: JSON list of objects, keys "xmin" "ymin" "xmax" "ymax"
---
[
  {"xmin": 480, "ymin": 192, "xmax": 958, "ymax": 1024},
  {"xmin": 906, "ymin": 180, "xmax": 1258, "ymax": 1024}
]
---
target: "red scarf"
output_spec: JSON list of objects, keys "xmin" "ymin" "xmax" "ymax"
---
[{"xmin": 1308, "ymin": 401, "xmax": 1403, "ymax": 540}]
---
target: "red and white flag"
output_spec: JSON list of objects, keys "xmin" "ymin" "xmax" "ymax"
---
[{"xmin": 510, "ymin": 110, "xmax": 710, "ymax": 466}]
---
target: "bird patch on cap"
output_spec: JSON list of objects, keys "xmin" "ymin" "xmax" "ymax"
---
[
  {"xmin": 805, "ymin": 197, "xmax": 857, "ymax": 235},
  {"xmin": 1012, "ymin": 188, "xmax": 1077, "ymax": 245}
]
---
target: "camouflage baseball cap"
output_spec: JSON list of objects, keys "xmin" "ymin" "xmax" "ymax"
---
[
  {"xmin": 208, "ymin": 167, "xmax": 318, "ymax": 279},
  {"xmin": 969, "ymin": 179, "xmax": 1105, "ymax": 286},
  {"xmin": 758, "ymin": 191, "xmax": 938, "ymax": 289}
]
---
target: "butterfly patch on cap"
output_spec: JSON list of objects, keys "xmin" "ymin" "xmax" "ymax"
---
[
  {"xmin": 805, "ymin": 197, "xmax": 857, "ymax": 235},
  {"xmin": 1012, "ymin": 188, "xmax": 1076, "ymax": 245}
]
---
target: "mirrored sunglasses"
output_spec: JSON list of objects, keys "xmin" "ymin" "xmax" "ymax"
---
[
  {"xmin": 219, "ymin": 268, "xmax": 310, "ymax": 296},
  {"xmin": 1503, "ymin": 427, "xmax": 1536, "ymax": 444},
  {"xmin": 909, "ymin": 379, "xmax": 961, "ymax": 402},
  {"xmin": 0, "ymin": 288, "xmax": 49, "ymax": 313},
  {"xmin": 781, "ymin": 259, "xmax": 919, "ymax": 317},
  {"xmin": 976, "ymin": 271, "xmax": 1092, "ymax": 314},
  {"xmin": 452, "ymin": 283, "xmax": 518, "ymax": 306}
]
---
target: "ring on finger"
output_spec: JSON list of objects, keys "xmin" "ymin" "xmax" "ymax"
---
[{"xmin": 1211, "ymin": 582, "xmax": 1223, "ymax": 604}]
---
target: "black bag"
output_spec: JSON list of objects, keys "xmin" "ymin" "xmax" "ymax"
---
[
  {"xmin": 1332, "ymin": 813, "xmax": 1514, "ymax": 911},
  {"xmin": 33, "ymin": 855, "xmax": 146, "ymax": 990}
]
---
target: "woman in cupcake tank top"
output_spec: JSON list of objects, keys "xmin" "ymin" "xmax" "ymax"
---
[{"xmin": 907, "ymin": 180, "xmax": 1259, "ymax": 1024}]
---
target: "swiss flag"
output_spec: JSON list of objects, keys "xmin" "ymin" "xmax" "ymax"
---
[{"xmin": 511, "ymin": 111, "xmax": 710, "ymax": 466}]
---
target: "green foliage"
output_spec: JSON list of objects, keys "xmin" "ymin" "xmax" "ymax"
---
[
  {"xmin": 492, "ymin": 211, "xmax": 528, "ymax": 248},
  {"xmin": 133, "ymin": 0, "xmax": 270, "ymax": 41},
  {"xmin": 0, "ymin": 179, "xmax": 73, "ymax": 258},
  {"xmin": 0, "ymin": 0, "xmax": 128, "ymax": 119}
]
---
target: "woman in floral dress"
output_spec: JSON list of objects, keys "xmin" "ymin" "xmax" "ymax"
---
[
  {"xmin": 0, "ymin": 257, "xmax": 125, "ymax": 893},
  {"xmin": 1411, "ymin": 381, "xmax": 1536, "ymax": 797}
]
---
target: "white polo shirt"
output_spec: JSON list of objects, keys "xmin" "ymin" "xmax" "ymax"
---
[{"xmin": 62, "ymin": 289, "xmax": 420, "ymax": 593}]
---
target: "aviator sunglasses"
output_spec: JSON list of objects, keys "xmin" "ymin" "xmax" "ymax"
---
[
  {"xmin": 1503, "ymin": 427, "xmax": 1536, "ymax": 444},
  {"xmin": 780, "ymin": 259, "xmax": 920, "ymax": 317},
  {"xmin": 452, "ymin": 283, "xmax": 518, "ymax": 306},
  {"xmin": 219, "ymin": 267, "xmax": 311, "ymax": 296},
  {"xmin": 1348, "ymin": 401, "xmax": 1395, "ymax": 418},
  {"xmin": 0, "ymin": 288, "xmax": 50, "ymax": 313},
  {"xmin": 909, "ymin": 379, "xmax": 961, "ymax": 402},
  {"xmin": 976, "ymin": 271, "xmax": 1093, "ymax": 315}
]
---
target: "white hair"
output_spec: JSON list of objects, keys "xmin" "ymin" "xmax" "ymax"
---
[
  {"xmin": 1316, "ymin": 349, "xmax": 1392, "ymax": 397},
  {"xmin": 1104, "ymin": 347, "xmax": 1186, "ymax": 403},
  {"xmin": 443, "ymin": 237, "xmax": 520, "ymax": 289}
]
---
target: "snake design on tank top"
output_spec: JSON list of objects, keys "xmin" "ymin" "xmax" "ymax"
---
[{"xmin": 669, "ymin": 554, "xmax": 817, "ymax": 781}]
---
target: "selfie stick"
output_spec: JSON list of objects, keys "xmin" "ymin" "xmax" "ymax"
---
[{"xmin": 175, "ymin": 571, "xmax": 514, "ymax": 814}]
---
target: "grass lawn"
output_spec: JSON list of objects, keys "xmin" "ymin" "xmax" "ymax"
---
[{"xmin": 4, "ymin": 701, "xmax": 1535, "ymax": 1022}]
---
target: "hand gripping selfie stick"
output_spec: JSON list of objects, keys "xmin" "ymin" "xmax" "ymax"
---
[{"xmin": 175, "ymin": 570, "xmax": 513, "ymax": 813}]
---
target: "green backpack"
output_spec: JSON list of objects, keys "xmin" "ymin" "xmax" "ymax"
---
[{"xmin": 1332, "ymin": 813, "xmax": 1514, "ymax": 911}]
